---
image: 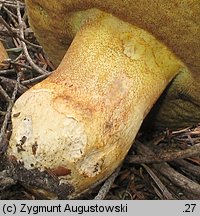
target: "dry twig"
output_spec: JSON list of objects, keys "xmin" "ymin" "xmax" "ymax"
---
[
  {"xmin": 21, "ymin": 73, "xmax": 49, "ymax": 85},
  {"xmin": 127, "ymin": 142, "xmax": 200, "ymax": 164},
  {"xmin": 136, "ymin": 142, "xmax": 200, "ymax": 198},
  {"xmin": 94, "ymin": 166, "xmax": 121, "ymax": 200},
  {"xmin": 2, "ymin": 6, "xmax": 18, "ymax": 26},
  {"xmin": 0, "ymin": 84, "xmax": 11, "ymax": 102},
  {"xmin": 0, "ymin": 76, "xmax": 27, "ymax": 93},
  {"xmin": 173, "ymin": 159, "xmax": 200, "ymax": 178},
  {"xmin": 153, "ymin": 163, "xmax": 200, "ymax": 197},
  {"xmin": 0, "ymin": 68, "xmax": 15, "ymax": 75},
  {"xmin": 0, "ymin": 72, "xmax": 22, "ymax": 153},
  {"xmin": 0, "ymin": 0, "xmax": 24, "ymax": 8},
  {"xmin": 16, "ymin": 1, "xmax": 49, "ymax": 75}
]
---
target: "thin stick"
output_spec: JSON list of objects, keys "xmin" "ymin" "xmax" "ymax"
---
[
  {"xmin": 3, "ymin": 6, "xmax": 18, "ymax": 19},
  {"xmin": 0, "ymin": 16, "xmax": 17, "ymax": 33},
  {"xmin": 153, "ymin": 163, "xmax": 200, "ymax": 197},
  {"xmin": 173, "ymin": 159, "xmax": 200, "ymax": 177},
  {"xmin": 3, "ymin": 6, "xmax": 18, "ymax": 26},
  {"xmin": 0, "ymin": 84, "xmax": 11, "ymax": 102},
  {"xmin": 0, "ymin": 69, "xmax": 15, "ymax": 75},
  {"xmin": 0, "ymin": 0, "xmax": 24, "ymax": 5},
  {"xmin": 16, "ymin": 1, "xmax": 48, "ymax": 75},
  {"xmin": 16, "ymin": 35, "xmax": 42, "ymax": 49},
  {"xmin": 0, "ymin": 27, "xmax": 42, "ymax": 49},
  {"xmin": 142, "ymin": 164, "xmax": 174, "ymax": 199},
  {"xmin": 0, "ymin": 0, "xmax": 24, "ymax": 8},
  {"xmin": 0, "ymin": 72, "xmax": 22, "ymax": 152},
  {"xmin": 136, "ymin": 142, "xmax": 200, "ymax": 198},
  {"xmin": 0, "ymin": 76, "xmax": 27, "ymax": 93},
  {"xmin": 9, "ymin": 60, "xmax": 33, "ymax": 70},
  {"xmin": 21, "ymin": 73, "xmax": 50, "ymax": 85},
  {"xmin": 94, "ymin": 166, "xmax": 121, "ymax": 200},
  {"xmin": 127, "ymin": 142, "xmax": 200, "ymax": 164}
]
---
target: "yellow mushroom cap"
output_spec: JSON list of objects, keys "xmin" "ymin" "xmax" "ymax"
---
[
  {"xmin": 0, "ymin": 42, "xmax": 9, "ymax": 69},
  {"xmin": 26, "ymin": 0, "xmax": 200, "ymax": 74}
]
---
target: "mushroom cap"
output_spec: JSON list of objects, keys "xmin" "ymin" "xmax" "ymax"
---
[
  {"xmin": 0, "ymin": 42, "xmax": 9, "ymax": 69},
  {"xmin": 26, "ymin": 0, "xmax": 200, "ymax": 73}
]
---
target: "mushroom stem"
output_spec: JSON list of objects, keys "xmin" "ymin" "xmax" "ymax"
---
[{"xmin": 8, "ymin": 12, "xmax": 183, "ymax": 197}]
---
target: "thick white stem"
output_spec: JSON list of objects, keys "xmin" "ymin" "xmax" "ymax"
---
[{"xmin": 8, "ymin": 12, "xmax": 183, "ymax": 198}]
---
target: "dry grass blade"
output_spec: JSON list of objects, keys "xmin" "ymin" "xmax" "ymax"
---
[
  {"xmin": 187, "ymin": 157, "xmax": 200, "ymax": 165},
  {"xmin": 142, "ymin": 164, "xmax": 174, "ymax": 200},
  {"xmin": 94, "ymin": 166, "xmax": 121, "ymax": 200}
]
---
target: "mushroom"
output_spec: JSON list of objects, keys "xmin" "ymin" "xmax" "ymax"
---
[
  {"xmin": 8, "ymin": 0, "xmax": 200, "ymax": 198},
  {"xmin": 0, "ymin": 42, "xmax": 9, "ymax": 69}
]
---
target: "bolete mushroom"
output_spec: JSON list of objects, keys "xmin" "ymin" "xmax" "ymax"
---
[{"xmin": 8, "ymin": 0, "xmax": 200, "ymax": 198}]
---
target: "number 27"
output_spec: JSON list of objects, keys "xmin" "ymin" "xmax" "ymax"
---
[{"xmin": 184, "ymin": 204, "xmax": 196, "ymax": 212}]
